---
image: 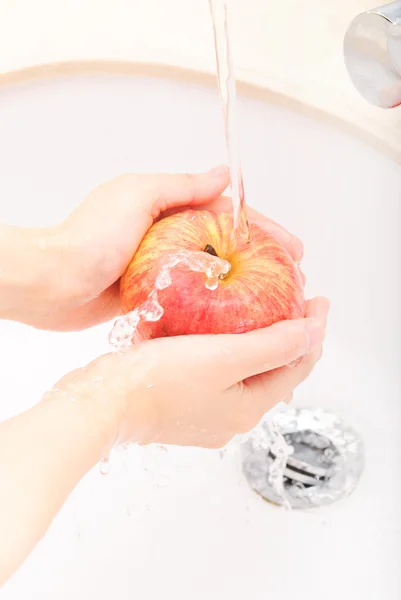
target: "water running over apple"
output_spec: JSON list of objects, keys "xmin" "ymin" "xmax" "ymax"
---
[
  {"xmin": 209, "ymin": 0, "xmax": 293, "ymax": 506},
  {"xmin": 109, "ymin": 249, "xmax": 231, "ymax": 348},
  {"xmin": 106, "ymin": 2, "xmax": 294, "ymax": 504}
]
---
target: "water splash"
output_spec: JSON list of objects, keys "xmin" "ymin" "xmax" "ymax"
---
[
  {"xmin": 109, "ymin": 289, "xmax": 164, "ymax": 349},
  {"xmin": 109, "ymin": 249, "xmax": 230, "ymax": 350},
  {"xmin": 155, "ymin": 250, "xmax": 230, "ymax": 290},
  {"xmin": 266, "ymin": 421, "xmax": 293, "ymax": 510},
  {"xmin": 242, "ymin": 408, "xmax": 365, "ymax": 509},
  {"xmin": 239, "ymin": 412, "xmax": 293, "ymax": 509},
  {"xmin": 99, "ymin": 455, "xmax": 110, "ymax": 476}
]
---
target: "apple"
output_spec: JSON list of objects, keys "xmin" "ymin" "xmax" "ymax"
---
[{"xmin": 120, "ymin": 209, "xmax": 305, "ymax": 339}]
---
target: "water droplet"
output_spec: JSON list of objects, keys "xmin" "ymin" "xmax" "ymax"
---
[
  {"xmin": 109, "ymin": 310, "xmax": 141, "ymax": 349},
  {"xmin": 146, "ymin": 383, "xmax": 154, "ymax": 389},
  {"xmin": 205, "ymin": 278, "xmax": 219, "ymax": 291},
  {"xmin": 99, "ymin": 457, "xmax": 109, "ymax": 476}
]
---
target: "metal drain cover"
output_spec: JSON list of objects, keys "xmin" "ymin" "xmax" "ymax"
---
[{"xmin": 242, "ymin": 408, "xmax": 365, "ymax": 509}]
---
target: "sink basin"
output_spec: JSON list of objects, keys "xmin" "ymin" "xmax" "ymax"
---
[{"xmin": 0, "ymin": 72, "xmax": 400, "ymax": 600}]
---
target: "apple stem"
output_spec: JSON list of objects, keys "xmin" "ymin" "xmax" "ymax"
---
[{"xmin": 204, "ymin": 244, "xmax": 218, "ymax": 257}]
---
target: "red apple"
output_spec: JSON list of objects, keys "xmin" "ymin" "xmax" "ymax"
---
[{"xmin": 120, "ymin": 209, "xmax": 304, "ymax": 339}]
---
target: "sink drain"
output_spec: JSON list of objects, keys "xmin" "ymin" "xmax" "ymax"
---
[{"xmin": 242, "ymin": 408, "xmax": 365, "ymax": 509}]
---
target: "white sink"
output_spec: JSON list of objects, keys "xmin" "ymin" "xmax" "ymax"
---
[{"xmin": 0, "ymin": 74, "xmax": 400, "ymax": 600}]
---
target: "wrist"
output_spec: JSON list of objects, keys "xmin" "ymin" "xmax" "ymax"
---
[
  {"xmin": 40, "ymin": 388, "xmax": 117, "ymax": 462},
  {"xmin": 0, "ymin": 224, "xmax": 72, "ymax": 327},
  {"xmin": 50, "ymin": 352, "xmax": 159, "ymax": 452}
]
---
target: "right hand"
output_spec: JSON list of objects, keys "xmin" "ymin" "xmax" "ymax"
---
[{"xmin": 47, "ymin": 296, "xmax": 329, "ymax": 451}]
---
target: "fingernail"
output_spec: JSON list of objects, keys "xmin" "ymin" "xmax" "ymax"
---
[
  {"xmin": 208, "ymin": 165, "xmax": 229, "ymax": 178},
  {"xmin": 304, "ymin": 318, "xmax": 324, "ymax": 352},
  {"xmin": 288, "ymin": 356, "xmax": 303, "ymax": 369}
]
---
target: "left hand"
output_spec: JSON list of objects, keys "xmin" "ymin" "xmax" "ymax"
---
[{"xmin": 9, "ymin": 165, "xmax": 304, "ymax": 330}]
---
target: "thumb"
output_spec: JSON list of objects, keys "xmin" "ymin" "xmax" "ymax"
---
[
  {"xmin": 62, "ymin": 166, "xmax": 230, "ymax": 278},
  {"xmin": 142, "ymin": 165, "xmax": 230, "ymax": 218}
]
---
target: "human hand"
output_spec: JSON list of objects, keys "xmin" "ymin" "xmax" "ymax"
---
[
  {"xmin": 48, "ymin": 295, "xmax": 329, "ymax": 450},
  {"xmin": 0, "ymin": 295, "xmax": 327, "ymax": 587},
  {"xmin": 3, "ymin": 166, "xmax": 305, "ymax": 330}
]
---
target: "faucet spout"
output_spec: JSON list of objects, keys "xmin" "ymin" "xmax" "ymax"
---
[{"xmin": 344, "ymin": 2, "xmax": 401, "ymax": 108}]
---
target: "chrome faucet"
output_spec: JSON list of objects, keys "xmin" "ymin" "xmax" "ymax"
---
[{"xmin": 344, "ymin": 1, "xmax": 401, "ymax": 108}]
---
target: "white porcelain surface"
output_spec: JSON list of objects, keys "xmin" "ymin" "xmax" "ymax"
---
[
  {"xmin": 2, "ymin": 1, "xmax": 401, "ymax": 162},
  {"xmin": 0, "ymin": 75, "xmax": 400, "ymax": 599}
]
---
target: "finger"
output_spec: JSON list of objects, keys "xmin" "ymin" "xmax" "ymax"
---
[
  {"xmin": 184, "ymin": 314, "xmax": 326, "ymax": 388},
  {"xmin": 230, "ymin": 298, "xmax": 330, "ymax": 427},
  {"xmin": 266, "ymin": 296, "xmax": 330, "ymax": 368},
  {"xmin": 234, "ymin": 343, "xmax": 323, "ymax": 431},
  {"xmin": 63, "ymin": 167, "xmax": 230, "ymax": 284},
  {"xmin": 142, "ymin": 166, "xmax": 230, "ymax": 218},
  {"xmin": 76, "ymin": 167, "xmax": 230, "ymax": 224},
  {"xmin": 162, "ymin": 194, "xmax": 303, "ymax": 262},
  {"xmin": 201, "ymin": 195, "xmax": 304, "ymax": 263},
  {"xmin": 304, "ymin": 296, "xmax": 330, "ymax": 326}
]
